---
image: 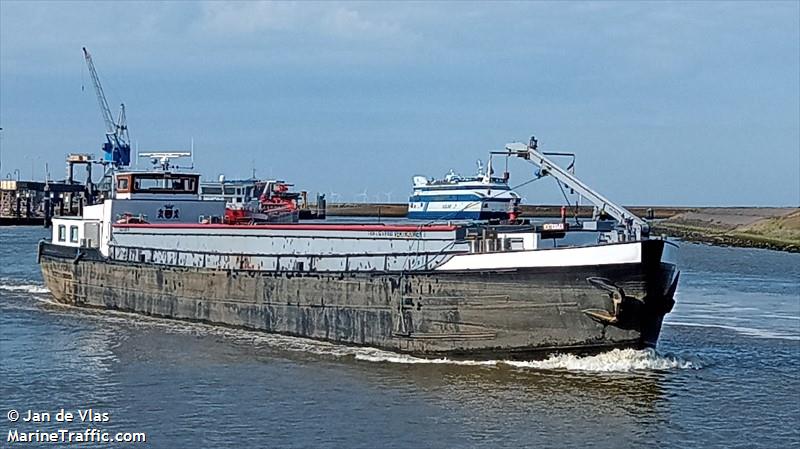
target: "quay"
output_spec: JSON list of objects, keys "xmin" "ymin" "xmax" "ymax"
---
[
  {"xmin": 0, "ymin": 179, "xmax": 88, "ymax": 226},
  {"xmin": 1, "ymin": 154, "xmax": 96, "ymax": 227}
]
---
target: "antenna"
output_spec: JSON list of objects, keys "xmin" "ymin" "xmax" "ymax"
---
[{"xmin": 139, "ymin": 151, "xmax": 192, "ymax": 171}]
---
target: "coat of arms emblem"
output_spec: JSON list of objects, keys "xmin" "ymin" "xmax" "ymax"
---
[{"xmin": 157, "ymin": 204, "xmax": 180, "ymax": 220}]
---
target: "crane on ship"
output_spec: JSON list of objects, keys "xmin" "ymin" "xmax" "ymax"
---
[
  {"xmin": 82, "ymin": 46, "xmax": 131, "ymax": 167},
  {"xmin": 499, "ymin": 136, "xmax": 650, "ymax": 240}
]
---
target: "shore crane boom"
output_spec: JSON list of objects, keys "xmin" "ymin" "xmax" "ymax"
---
[
  {"xmin": 82, "ymin": 47, "xmax": 131, "ymax": 167},
  {"xmin": 500, "ymin": 136, "xmax": 649, "ymax": 239}
]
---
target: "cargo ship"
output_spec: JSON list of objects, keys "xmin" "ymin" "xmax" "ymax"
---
[{"xmin": 38, "ymin": 137, "xmax": 679, "ymax": 359}]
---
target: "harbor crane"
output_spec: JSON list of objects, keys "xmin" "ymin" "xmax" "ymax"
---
[
  {"xmin": 82, "ymin": 47, "xmax": 131, "ymax": 167},
  {"xmin": 499, "ymin": 136, "xmax": 650, "ymax": 240}
]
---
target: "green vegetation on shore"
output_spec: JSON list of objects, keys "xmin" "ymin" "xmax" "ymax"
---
[{"xmin": 653, "ymin": 208, "xmax": 800, "ymax": 253}]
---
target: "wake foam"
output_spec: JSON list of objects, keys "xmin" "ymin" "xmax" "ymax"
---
[
  {"xmin": 0, "ymin": 283, "xmax": 50, "ymax": 294},
  {"xmin": 352, "ymin": 348, "xmax": 496, "ymax": 366},
  {"xmin": 351, "ymin": 347, "xmax": 701, "ymax": 372},
  {"xmin": 502, "ymin": 348, "xmax": 702, "ymax": 372}
]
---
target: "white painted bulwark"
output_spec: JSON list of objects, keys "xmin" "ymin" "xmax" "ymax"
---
[
  {"xmin": 435, "ymin": 241, "xmax": 643, "ymax": 271},
  {"xmin": 110, "ymin": 224, "xmax": 468, "ymax": 272},
  {"xmin": 112, "ymin": 225, "xmax": 460, "ymax": 253}
]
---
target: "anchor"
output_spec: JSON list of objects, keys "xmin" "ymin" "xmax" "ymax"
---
[
  {"xmin": 583, "ymin": 277, "xmax": 634, "ymax": 324},
  {"xmin": 583, "ymin": 273, "xmax": 680, "ymax": 324}
]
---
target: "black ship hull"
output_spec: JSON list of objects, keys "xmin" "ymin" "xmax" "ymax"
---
[{"xmin": 38, "ymin": 240, "xmax": 678, "ymax": 359}]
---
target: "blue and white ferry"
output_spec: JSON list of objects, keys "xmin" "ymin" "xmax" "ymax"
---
[{"xmin": 408, "ymin": 161, "xmax": 521, "ymax": 220}]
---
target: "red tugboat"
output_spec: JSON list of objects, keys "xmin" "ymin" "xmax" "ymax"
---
[
  {"xmin": 250, "ymin": 180, "xmax": 301, "ymax": 224},
  {"xmin": 200, "ymin": 178, "xmax": 324, "ymax": 224}
]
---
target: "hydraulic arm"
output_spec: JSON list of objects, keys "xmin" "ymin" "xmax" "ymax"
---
[{"xmin": 502, "ymin": 137, "xmax": 649, "ymax": 239}]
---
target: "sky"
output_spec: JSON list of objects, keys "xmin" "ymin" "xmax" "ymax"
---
[{"xmin": 0, "ymin": 1, "xmax": 798, "ymax": 206}]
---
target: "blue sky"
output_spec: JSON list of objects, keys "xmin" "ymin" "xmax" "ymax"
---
[{"xmin": 1, "ymin": 1, "xmax": 798, "ymax": 206}]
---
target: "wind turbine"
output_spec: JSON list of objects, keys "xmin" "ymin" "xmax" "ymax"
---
[
  {"xmin": 355, "ymin": 188, "xmax": 368, "ymax": 203},
  {"xmin": 328, "ymin": 190, "xmax": 341, "ymax": 204},
  {"xmin": 383, "ymin": 191, "xmax": 393, "ymax": 203}
]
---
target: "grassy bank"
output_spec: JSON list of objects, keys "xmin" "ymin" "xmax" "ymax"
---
[{"xmin": 653, "ymin": 208, "xmax": 800, "ymax": 253}]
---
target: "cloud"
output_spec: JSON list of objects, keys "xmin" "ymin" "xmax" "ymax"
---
[
  {"xmin": 321, "ymin": 6, "xmax": 417, "ymax": 42},
  {"xmin": 0, "ymin": 2, "xmax": 425, "ymax": 74},
  {"xmin": 195, "ymin": 2, "xmax": 420, "ymax": 45},
  {"xmin": 197, "ymin": 2, "xmax": 301, "ymax": 34}
]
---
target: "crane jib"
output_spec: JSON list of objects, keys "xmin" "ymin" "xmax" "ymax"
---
[
  {"xmin": 502, "ymin": 139, "xmax": 648, "ymax": 240},
  {"xmin": 82, "ymin": 47, "xmax": 131, "ymax": 167}
]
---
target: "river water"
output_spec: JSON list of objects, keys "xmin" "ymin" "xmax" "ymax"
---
[{"xmin": 1, "ymin": 226, "xmax": 798, "ymax": 448}]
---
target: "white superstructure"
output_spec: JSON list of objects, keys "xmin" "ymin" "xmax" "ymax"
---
[
  {"xmin": 408, "ymin": 161, "xmax": 520, "ymax": 221},
  {"xmin": 50, "ymin": 170, "xmax": 224, "ymax": 256}
]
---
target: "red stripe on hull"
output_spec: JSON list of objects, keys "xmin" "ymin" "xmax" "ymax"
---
[{"xmin": 112, "ymin": 223, "xmax": 459, "ymax": 232}]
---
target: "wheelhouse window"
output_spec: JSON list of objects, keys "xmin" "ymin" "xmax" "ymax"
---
[
  {"xmin": 69, "ymin": 225, "xmax": 79, "ymax": 243},
  {"xmin": 57, "ymin": 225, "xmax": 66, "ymax": 242},
  {"xmin": 116, "ymin": 176, "xmax": 130, "ymax": 193},
  {"xmin": 131, "ymin": 174, "xmax": 198, "ymax": 194}
]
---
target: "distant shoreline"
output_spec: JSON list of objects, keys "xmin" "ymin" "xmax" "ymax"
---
[{"xmin": 326, "ymin": 204, "xmax": 800, "ymax": 253}]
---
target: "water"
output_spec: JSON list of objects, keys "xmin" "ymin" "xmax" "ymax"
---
[{"xmin": 1, "ymin": 227, "xmax": 798, "ymax": 448}]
